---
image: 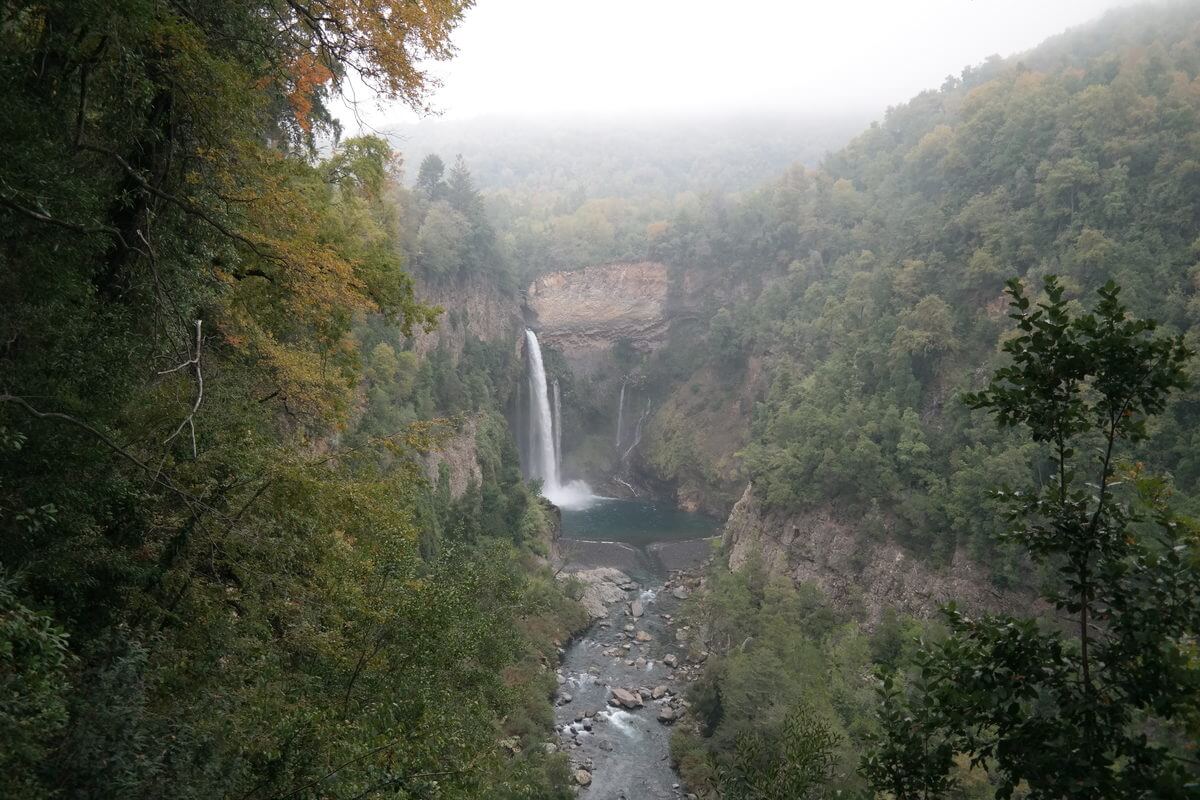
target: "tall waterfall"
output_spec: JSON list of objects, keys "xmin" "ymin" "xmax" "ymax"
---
[
  {"xmin": 524, "ymin": 329, "xmax": 560, "ymax": 490},
  {"xmin": 523, "ymin": 329, "xmax": 596, "ymax": 508}
]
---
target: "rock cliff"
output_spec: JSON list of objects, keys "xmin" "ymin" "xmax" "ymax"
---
[
  {"xmin": 411, "ymin": 275, "xmax": 523, "ymax": 361},
  {"xmin": 420, "ymin": 415, "xmax": 485, "ymax": 500},
  {"xmin": 723, "ymin": 484, "xmax": 1028, "ymax": 626},
  {"xmin": 525, "ymin": 262, "xmax": 672, "ymax": 372}
]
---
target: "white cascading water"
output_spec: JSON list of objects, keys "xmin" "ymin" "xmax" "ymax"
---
[
  {"xmin": 552, "ymin": 378, "xmax": 563, "ymax": 472},
  {"xmin": 622, "ymin": 397, "xmax": 651, "ymax": 461},
  {"xmin": 524, "ymin": 329, "xmax": 597, "ymax": 508},
  {"xmin": 614, "ymin": 380, "xmax": 626, "ymax": 450}
]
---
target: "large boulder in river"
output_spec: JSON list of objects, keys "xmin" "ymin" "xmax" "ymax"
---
[
  {"xmin": 609, "ymin": 687, "xmax": 643, "ymax": 709},
  {"xmin": 672, "ymin": 586, "xmax": 690, "ymax": 600},
  {"xmin": 634, "ymin": 630, "xmax": 653, "ymax": 643},
  {"xmin": 560, "ymin": 567, "xmax": 633, "ymax": 618},
  {"xmin": 575, "ymin": 769, "xmax": 592, "ymax": 786},
  {"xmin": 630, "ymin": 599, "xmax": 644, "ymax": 617}
]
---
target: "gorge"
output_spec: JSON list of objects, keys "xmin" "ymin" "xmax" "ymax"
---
[{"xmin": 4, "ymin": 2, "xmax": 1200, "ymax": 798}]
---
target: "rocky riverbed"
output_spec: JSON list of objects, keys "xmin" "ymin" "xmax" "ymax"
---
[{"xmin": 552, "ymin": 567, "xmax": 708, "ymax": 798}]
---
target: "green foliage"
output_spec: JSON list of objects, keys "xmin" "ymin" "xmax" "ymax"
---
[
  {"xmin": 864, "ymin": 278, "xmax": 1200, "ymax": 798},
  {"xmin": 673, "ymin": 557, "xmax": 887, "ymax": 796},
  {"xmin": 0, "ymin": 1, "xmax": 583, "ymax": 796},
  {"xmin": 720, "ymin": 707, "xmax": 840, "ymax": 800},
  {"xmin": 0, "ymin": 576, "xmax": 71, "ymax": 800}
]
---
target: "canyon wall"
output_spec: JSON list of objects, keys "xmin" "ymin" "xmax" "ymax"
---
[
  {"xmin": 525, "ymin": 261, "xmax": 673, "ymax": 374},
  {"xmin": 411, "ymin": 275, "xmax": 523, "ymax": 361},
  {"xmin": 420, "ymin": 415, "xmax": 485, "ymax": 500},
  {"xmin": 723, "ymin": 484, "xmax": 1029, "ymax": 626}
]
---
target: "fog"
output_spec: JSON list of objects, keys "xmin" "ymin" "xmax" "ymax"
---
[{"xmin": 335, "ymin": 0, "xmax": 1136, "ymax": 132}]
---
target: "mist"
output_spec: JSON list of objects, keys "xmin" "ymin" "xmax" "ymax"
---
[{"xmin": 335, "ymin": 0, "xmax": 1135, "ymax": 132}]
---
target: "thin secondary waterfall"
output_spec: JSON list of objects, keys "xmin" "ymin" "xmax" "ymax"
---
[
  {"xmin": 623, "ymin": 397, "xmax": 651, "ymax": 461},
  {"xmin": 552, "ymin": 378, "xmax": 563, "ymax": 474},
  {"xmin": 614, "ymin": 380, "xmax": 626, "ymax": 450},
  {"xmin": 525, "ymin": 329, "xmax": 560, "ymax": 491}
]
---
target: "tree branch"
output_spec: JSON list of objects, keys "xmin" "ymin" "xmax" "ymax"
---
[{"xmin": 80, "ymin": 143, "xmax": 284, "ymax": 265}]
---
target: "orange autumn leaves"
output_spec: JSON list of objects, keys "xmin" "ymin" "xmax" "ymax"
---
[{"xmin": 287, "ymin": 54, "xmax": 333, "ymax": 134}]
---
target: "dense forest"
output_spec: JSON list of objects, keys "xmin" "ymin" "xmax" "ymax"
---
[
  {"xmin": 3, "ymin": 1, "xmax": 1200, "ymax": 799},
  {"xmin": 634, "ymin": 2, "xmax": 1200, "ymax": 566},
  {"xmin": 0, "ymin": 2, "xmax": 584, "ymax": 798}
]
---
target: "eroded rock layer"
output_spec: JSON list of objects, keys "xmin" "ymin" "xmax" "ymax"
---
[{"xmin": 525, "ymin": 262, "xmax": 672, "ymax": 364}]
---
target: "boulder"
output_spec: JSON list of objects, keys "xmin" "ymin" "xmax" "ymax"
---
[
  {"xmin": 575, "ymin": 769, "xmax": 592, "ymax": 786},
  {"xmin": 610, "ymin": 687, "xmax": 643, "ymax": 709},
  {"xmin": 657, "ymin": 707, "xmax": 677, "ymax": 724},
  {"xmin": 634, "ymin": 630, "xmax": 653, "ymax": 643},
  {"xmin": 630, "ymin": 600, "xmax": 644, "ymax": 617},
  {"xmin": 672, "ymin": 586, "xmax": 690, "ymax": 600},
  {"xmin": 557, "ymin": 692, "xmax": 573, "ymax": 705},
  {"xmin": 561, "ymin": 567, "xmax": 634, "ymax": 619},
  {"xmin": 652, "ymin": 685, "xmax": 668, "ymax": 699},
  {"xmin": 662, "ymin": 654, "xmax": 679, "ymax": 668}
]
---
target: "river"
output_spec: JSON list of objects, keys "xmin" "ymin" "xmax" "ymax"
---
[{"xmin": 554, "ymin": 498, "xmax": 720, "ymax": 799}]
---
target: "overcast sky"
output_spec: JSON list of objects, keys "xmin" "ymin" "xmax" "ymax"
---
[{"xmin": 334, "ymin": 0, "xmax": 1141, "ymax": 131}]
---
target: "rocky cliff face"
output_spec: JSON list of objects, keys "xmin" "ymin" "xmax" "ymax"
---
[
  {"xmin": 420, "ymin": 415, "xmax": 485, "ymax": 500},
  {"xmin": 411, "ymin": 275, "xmax": 523, "ymax": 361},
  {"xmin": 525, "ymin": 262, "xmax": 672, "ymax": 373},
  {"xmin": 723, "ymin": 485, "xmax": 1028, "ymax": 626}
]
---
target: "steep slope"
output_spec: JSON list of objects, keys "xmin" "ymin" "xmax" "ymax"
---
[{"xmin": 631, "ymin": 3, "xmax": 1200, "ymax": 584}]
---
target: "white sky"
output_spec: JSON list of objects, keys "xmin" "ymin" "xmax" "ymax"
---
[{"xmin": 334, "ymin": 0, "xmax": 1140, "ymax": 130}]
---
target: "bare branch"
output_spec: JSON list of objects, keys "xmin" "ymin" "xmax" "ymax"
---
[
  {"xmin": 0, "ymin": 393, "xmax": 219, "ymax": 517},
  {"xmin": 161, "ymin": 319, "xmax": 204, "ymax": 458}
]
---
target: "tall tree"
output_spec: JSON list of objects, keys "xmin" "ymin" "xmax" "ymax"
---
[{"xmin": 416, "ymin": 153, "xmax": 448, "ymax": 199}]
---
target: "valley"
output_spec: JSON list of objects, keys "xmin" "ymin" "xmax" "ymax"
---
[{"xmin": 4, "ymin": 2, "xmax": 1200, "ymax": 798}]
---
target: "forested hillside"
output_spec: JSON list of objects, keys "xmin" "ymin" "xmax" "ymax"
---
[
  {"xmin": 636, "ymin": 2, "xmax": 1200, "ymax": 568},
  {"xmin": 389, "ymin": 114, "xmax": 865, "ymax": 284},
  {"xmin": 0, "ymin": 3, "xmax": 583, "ymax": 798},
  {"xmin": 618, "ymin": 5, "xmax": 1200, "ymax": 795}
]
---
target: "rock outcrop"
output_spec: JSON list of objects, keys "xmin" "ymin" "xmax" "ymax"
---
[
  {"xmin": 723, "ymin": 484, "xmax": 1028, "ymax": 626},
  {"xmin": 410, "ymin": 275, "xmax": 523, "ymax": 361},
  {"xmin": 525, "ymin": 262, "xmax": 672, "ymax": 371},
  {"xmin": 420, "ymin": 415, "xmax": 484, "ymax": 500},
  {"xmin": 561, "ymin": 567, "xmax": 634, "ymax": 619}
]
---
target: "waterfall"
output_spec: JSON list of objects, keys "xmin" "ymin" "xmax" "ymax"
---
[
  {"xmin": 614, "ymin": 380, "xmax": 626, "ymax": 450},
  {"xmin": 525, "ymin": 329, "xmax": 560, "ymax": 490},
  {"xmin": 552, "ymin": 378, "xmax": 563, "ymax": 473},
  {"xmin": 622, "ymin": 397, "xmax": 651, "ymax": 462},
  {"xmin": 523, "ymin": 329, "xmax": 596, "ymax": 508}
]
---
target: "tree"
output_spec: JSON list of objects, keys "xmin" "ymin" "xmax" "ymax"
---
[
  {"xmin": 721, "ymin": 706, "xmax": 840, "ymax": 800},
  {"xmin": 863, "ymin": 276, "xmax": 1200, "ymax": 798},
  {"xmin": 416, "ymin": 153, "xmax": 448, "ymax": 199}
]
